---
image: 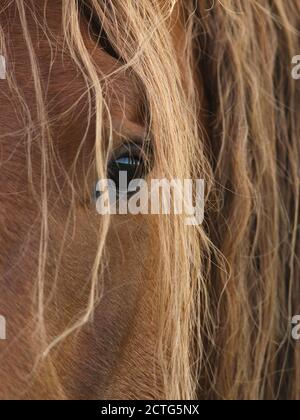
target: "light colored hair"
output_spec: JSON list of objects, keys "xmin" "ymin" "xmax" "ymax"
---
[{"xmin": 3, "ymin": 0, "xmax": 300, "ymax": 399}]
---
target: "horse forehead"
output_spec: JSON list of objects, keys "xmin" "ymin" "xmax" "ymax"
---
[
  {"xmin": 0, "ymin": 0, "xmax": 186, "ymax": 129},
  {"xmin": 0, "ymin": 1, "xmax": 141, "ymax": 126},
  {"xmin": 41, "ymin": 0, "xmax": 187, "ymax": 61},
  {"xmin": 6, "ymin": 1, "xmax": 186, "ymax": 74}
]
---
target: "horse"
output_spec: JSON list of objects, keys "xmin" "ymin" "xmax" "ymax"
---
[{"xmin": 0, "ymin": 0, "xmax": 299, "ymax": 400}]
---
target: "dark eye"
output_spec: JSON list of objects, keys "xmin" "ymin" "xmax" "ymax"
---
[
  {"xmin": 94, "ymin": 142, "xmax": 152, "ymax": 201},
  {"xmin": 107, "ymin": 153, "xmax": 146, "ymax": 197}
]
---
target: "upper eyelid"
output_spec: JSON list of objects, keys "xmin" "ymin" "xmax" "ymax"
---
[{"xmin": 110, "ymin": 139, "xmax": 153, "ymax": 165}]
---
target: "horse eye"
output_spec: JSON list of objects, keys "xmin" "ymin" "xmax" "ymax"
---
[
  {"xmin": 107, "ymin": 154, "xmax": 146, "ymax": 196},
  {"xmin": 94, "ymin": 142, "xmax": 152, "ymax": 201}
]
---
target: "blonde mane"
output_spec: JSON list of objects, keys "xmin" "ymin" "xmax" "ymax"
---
[{"xmin": 1, "ymin": 0, "xmax": 300, "ymax": 400}]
